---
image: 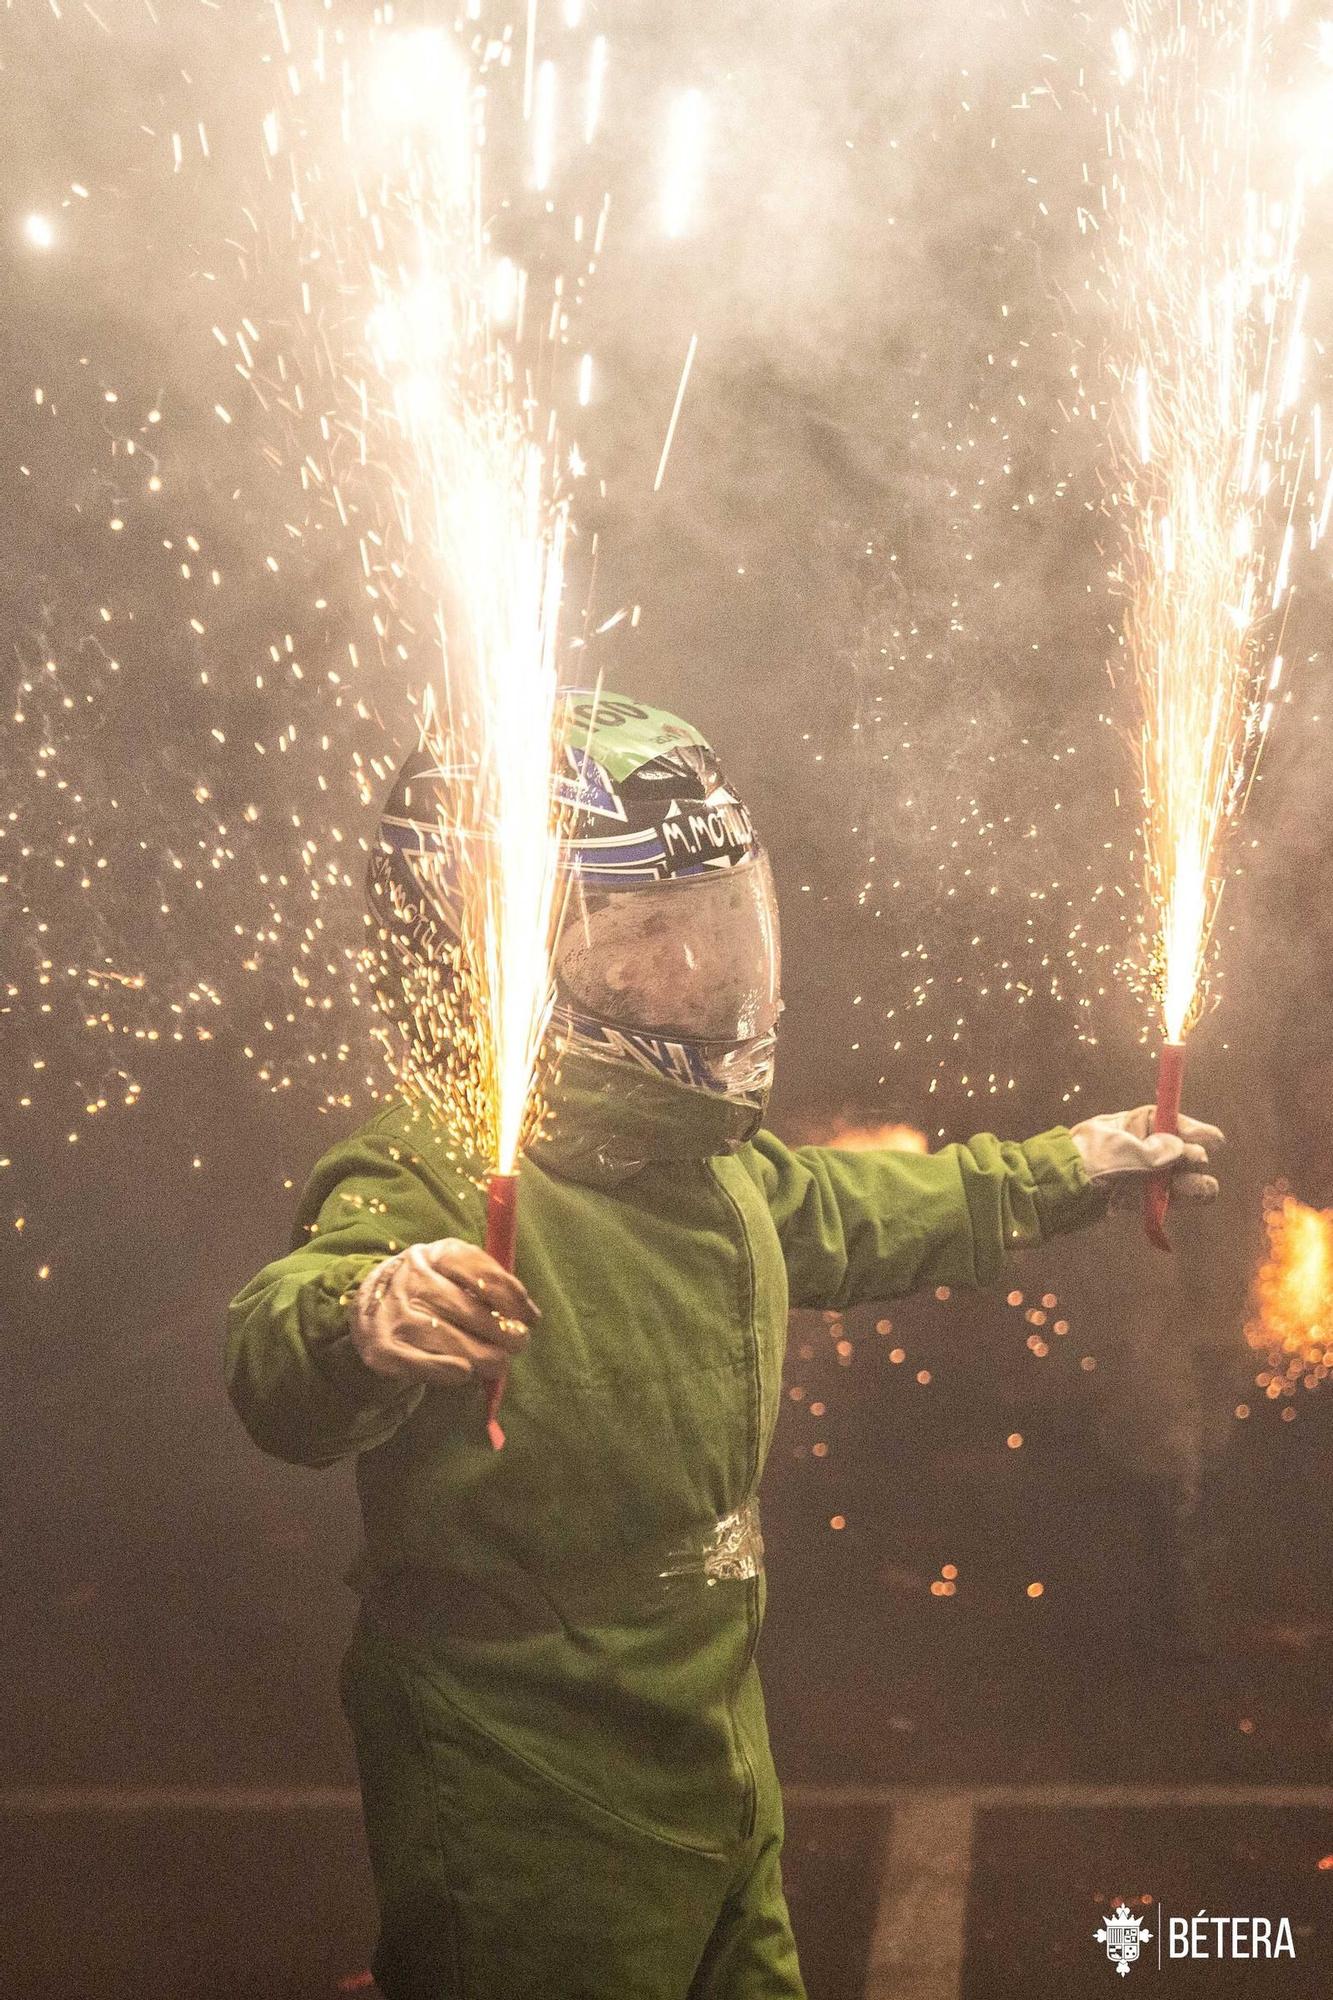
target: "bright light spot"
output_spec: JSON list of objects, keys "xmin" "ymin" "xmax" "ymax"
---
[
  {"xmin": 584, "ymin": 35, "xmax": 608, "ymax": 145},
  {"xmin": 1135, "ymin": 366, "xmax": 1151, "ymax": 462},
  {"xmin": 532, "ymin": 60, "xmax": 557, "ymax": 193},
  {"xmin": 577, "ymin": 353, "xmax": 593, "ymax": 406},
  {"xmin": 369, "ymin": 29, "xmax": 464, "ymax": 137},
  {"xmin": 660, "ymin": 89, "xmax": 708, "ymax": 238},
  {"xmin": 23, "ymin": 213, "xmax": 55, "ymax": 250},
  {"xmin": 490, "ymin": 257, "xmax": 521, "ymax": 326}
]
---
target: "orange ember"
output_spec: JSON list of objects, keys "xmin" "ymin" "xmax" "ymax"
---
[{"xmin": 1246, "ymin": 1191, "xmax": 1333, "ymax": 1389}]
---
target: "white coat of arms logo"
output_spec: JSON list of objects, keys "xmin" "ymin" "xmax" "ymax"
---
[{"xmin": 1095, "ymin": 1902, "xmax": 1153, "ymax": 1976}]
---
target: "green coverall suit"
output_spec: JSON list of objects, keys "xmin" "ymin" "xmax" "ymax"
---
[{"xmin": 226, "ymin": 1060, "xmax": 1103, "ymax": 2000}]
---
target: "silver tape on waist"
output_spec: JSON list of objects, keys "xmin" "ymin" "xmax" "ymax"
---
[{"xmin": 657, "ymin": 1499, "xmax": 764, "ymax": 1585}]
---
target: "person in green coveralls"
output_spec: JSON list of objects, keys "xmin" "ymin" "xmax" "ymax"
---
[{"xmin": 226, "ymin": 693, "xmax": 1223, "ymax": 2000}]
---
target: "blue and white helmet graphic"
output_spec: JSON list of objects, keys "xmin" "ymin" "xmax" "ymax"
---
[{"xmin": 368, "ymin": 693, "xmax": 781, "ymax": 1107}]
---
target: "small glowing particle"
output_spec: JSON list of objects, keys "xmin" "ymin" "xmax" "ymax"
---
[
  {"xmin": 1026, "ymin": 1581, "xmax": 1044, "ymax": 1599},
  {"xmin": 829, "ymin": 1515, "xmax": 846, "ymax": 1531},
  {"xmin": 1007, "ymin": 1432, "xmax": 1023, "ymax": 1449}
]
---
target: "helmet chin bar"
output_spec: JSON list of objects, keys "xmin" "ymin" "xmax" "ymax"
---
[{"xmin": 551, "ymin": 1007, "xmax": 777, "ymax": 1109}]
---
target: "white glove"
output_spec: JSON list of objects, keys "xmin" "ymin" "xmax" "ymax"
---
[
  {"xmin": 350, "ymin": 1239, "xmax": 539, "ymax": 1384},
  {"xmin": 1069, "ymin": 1105, "xmax": 1223, "ymax": 1204}
]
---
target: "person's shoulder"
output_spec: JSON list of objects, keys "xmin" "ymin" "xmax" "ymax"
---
[
  {"xmin": 356, "ymin": 1097, "xmax": 478, "ymax": 1175},
  {"xmin": 309, "ymin": 1096, "xmax": 464, "ymax": 1182}
]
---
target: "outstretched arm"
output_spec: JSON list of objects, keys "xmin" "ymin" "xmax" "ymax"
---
[
  {"xmin": 751, "ymin": 1107, "xmax": 1222, "ymax": 1314},
  {"xmin": 750, "ymin": 1127, "xmax": 1103, "ymax": 1313}
]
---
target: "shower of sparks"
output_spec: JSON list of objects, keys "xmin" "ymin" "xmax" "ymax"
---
[
  {"xmin": 1246, "ymin": 1190, "xmax": 1333, "ymax": 1398},
  {"xmin": 1101, "ymin": 0, "xmax": 1331, "ymax": 1044},
  {"xmin": 326, "ymin": 21, "xmax": 574, "ymax": 1176},
  {"xmin": 5, "ymin": 0, "xmax": 740, "ymax": 1280}
]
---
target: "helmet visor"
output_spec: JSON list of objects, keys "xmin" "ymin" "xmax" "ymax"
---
[{"xmin": 555, "ymin": 851, "xmax": 782, "ymax": 1044}]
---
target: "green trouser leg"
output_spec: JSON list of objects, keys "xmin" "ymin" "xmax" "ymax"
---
[
  {"xmin": 341, "ymin": 1623, "xmax": 807, "ymax": 2000},
  {"xmin": 684, "ymin": 1819, "xmax": 805, "ymax": 2000}
]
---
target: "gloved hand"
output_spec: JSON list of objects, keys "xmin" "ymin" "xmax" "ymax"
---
[
  {"xmin": 1069, "ymin": 1106, "xmax": 1224, "ymax": 1205},
  {"xmin": 350, "ymin": 1239, "xmax": 540, "ymax": 1384}
]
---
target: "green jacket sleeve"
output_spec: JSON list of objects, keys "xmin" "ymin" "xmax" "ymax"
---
[
  {"xmin": 225, "ymin": 1108, "xmax": 480, "ymax": 1468},
  {"xmin": 751, "ymin": 1127, "xmax": 1104, "ymax": 1312}
]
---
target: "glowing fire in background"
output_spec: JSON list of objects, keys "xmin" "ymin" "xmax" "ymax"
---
[
  {"xmin": 1246, "ymin": 1190, "xmax": 1333, "ymax": 1398},
  {"xmin": 816, "ymin": 1118, "xmax": 930, "ymax": 1154}
]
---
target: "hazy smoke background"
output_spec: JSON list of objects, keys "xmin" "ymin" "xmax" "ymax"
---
[{"xmin": 3, "ymin": 0, "xmax": 1333, "ymax": 1899}]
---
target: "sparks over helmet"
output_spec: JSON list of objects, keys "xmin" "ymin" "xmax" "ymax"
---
[{"xmin": 368, "ymin": 692, "xmax": 783, "ymax": 1110}]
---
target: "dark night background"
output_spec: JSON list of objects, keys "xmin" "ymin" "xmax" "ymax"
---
[{"xmin": 3, "ymin": 1, "xmax": 1333, "ymax": 1994}]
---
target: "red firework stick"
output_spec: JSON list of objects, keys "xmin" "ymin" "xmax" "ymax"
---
[
  {"xmin": 483, "ymin": 1171, "xmax": 520, "ymax": 1451},
  {"xmin": 1143, "ymin": 1040, "xmax": 1186, "ymax": 1253}
]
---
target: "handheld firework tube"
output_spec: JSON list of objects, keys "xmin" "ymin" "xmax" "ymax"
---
[
  {"xmin": 483, "ymin": 1172, "xmax": 520, "ymax": 1450},
  {"xmin": 1143, "ymin": 1041, "xmax": 1186, "ymax": 1253}
]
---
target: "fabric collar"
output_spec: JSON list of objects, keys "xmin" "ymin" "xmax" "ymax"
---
[{"xmin": 533, "ymin": 1047, "xmax": 764, "ymax": 1188}]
